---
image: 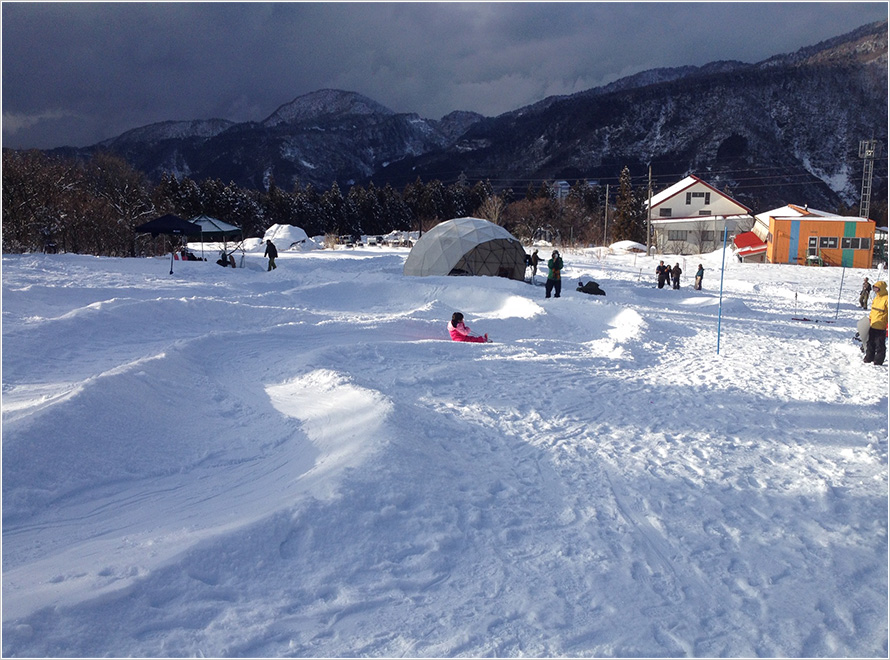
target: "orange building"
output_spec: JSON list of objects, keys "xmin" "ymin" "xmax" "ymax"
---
[{"xmin": 753, "ymin": 205, "xmax": 876, "ymax": 268}]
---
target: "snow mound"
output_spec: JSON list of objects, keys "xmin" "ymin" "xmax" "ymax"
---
[{"xmin": 262, "ymin": 224, "xmax": 319, "ymax": 250}]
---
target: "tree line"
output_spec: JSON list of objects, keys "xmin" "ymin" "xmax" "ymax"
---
[{"xmin": 2, "ymin": 149, "xmax": 648, "ymax": 256}]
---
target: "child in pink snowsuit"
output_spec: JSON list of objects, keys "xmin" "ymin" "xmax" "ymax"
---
[{"xmin": 448, "ymin": 312, "xmax": 488, "ymax": 343}]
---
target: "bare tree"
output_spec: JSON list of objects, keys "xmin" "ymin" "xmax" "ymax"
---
[{"xmin": 476, "ymin": 194, "xmax": 506, "ymax": 225}]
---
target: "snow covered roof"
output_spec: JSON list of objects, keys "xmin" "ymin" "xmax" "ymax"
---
[
  {"xmin": 188, "ymin": 215, "xmax": 242, "ymax": 239},
  {"xmin": 647, "ymin": 174, "xmax": 751, "ymax": 213},
  {"xmin": 756, "ymin": 204, "xmax": 873, "ymax": 223}
]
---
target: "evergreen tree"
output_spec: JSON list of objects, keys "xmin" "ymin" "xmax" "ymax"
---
[{"xmin": 610, "ymin": 166, "xmax": 645, "ymax": 243}]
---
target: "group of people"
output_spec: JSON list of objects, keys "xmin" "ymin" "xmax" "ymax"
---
[
  {"xmin": 525, "ymin": 248, "xmax": 565, "ymax": 298},
  {"xmin": 655, "ymin": 261, "xmax": 706, "ymax": 290},
  {"xmin": 213, "ymin": 239, "xmax": 277, "ymax": 270}
]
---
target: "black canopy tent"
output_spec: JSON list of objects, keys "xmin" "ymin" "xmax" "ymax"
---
[
  {"xmin": 188, "ymin": 215, "xmax": 244, "ymax": 264},
  {"xmin": 134, "ymin": 214, "xmax": 202, "ymax": 274}
]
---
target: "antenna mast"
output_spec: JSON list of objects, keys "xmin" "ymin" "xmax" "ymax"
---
[{"xmin": 859, "ymin": 139, "xmax": 882, "ymax": 219}]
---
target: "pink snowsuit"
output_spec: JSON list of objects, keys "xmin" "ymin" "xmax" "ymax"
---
[{"xmin": 448, "ymin": 321, "xmax": 487, "ymax": 343}]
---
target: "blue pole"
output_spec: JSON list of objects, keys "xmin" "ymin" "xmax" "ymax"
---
[{"xmin": 717, "ymin": 226, "xmax": 728, "ymax": 354}]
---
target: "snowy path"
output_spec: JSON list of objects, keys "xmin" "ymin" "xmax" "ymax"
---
[{"xmin": 2, "ymin": 250, "xmax": 887, "ymax": 657}]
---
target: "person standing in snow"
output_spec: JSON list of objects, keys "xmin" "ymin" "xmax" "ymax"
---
[
  {"xmin": 863, "ymin": 280, "xmax": 887, "ymax": 366},
  {"xmin": 860, "ymin": 277, "xmax": 872, "ymax": 309},
  {"xmin": 694, "ymin": 264, "xmax": 705, "ymax": 290},
  {"xmin": 447, "ymin": 312, "xmax": 489, "ymax": 343},
  {"xmin": 264, "ymin": 240, "xmax": 278, "ymax": 271},
  {"xmin": 656, "ymin": 260, "xmax": 669, "ymax": 289},
  {"xmin": 545, "ymin": 250, "xmax": 563, "ymax": 298},
  {"xmin": 529, "ymin": 249, "xmax": 542, "ymax": 284},
  {"xmin": 671, "ymin": 263, "xmax": 682, "ymax": 289}
]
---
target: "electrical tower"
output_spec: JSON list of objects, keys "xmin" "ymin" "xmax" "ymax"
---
[{"xmin": 859, "ymin": 139, "xmax": 882, "ymax": 219}]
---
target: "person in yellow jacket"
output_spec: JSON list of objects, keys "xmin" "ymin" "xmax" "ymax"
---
[{"xmin": 864, "ymin": 280, "xmax": 888, "ymax": 366}]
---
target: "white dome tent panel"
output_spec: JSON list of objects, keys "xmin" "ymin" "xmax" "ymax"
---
[{"xmin": 403, "ymin": 217, "xmax": 527, "ymax": 281}]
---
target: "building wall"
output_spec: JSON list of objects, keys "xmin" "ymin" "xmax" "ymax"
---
[
  {"xmin": 767, "ymin": 218, "xmax": 875, "ymax": 268},
  {"xmin": 653, "ymin": 216, "xmax": 751, "ymax": 254}
]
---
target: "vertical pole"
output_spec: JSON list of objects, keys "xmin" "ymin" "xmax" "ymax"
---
[
  {"xmin": 647, "ymin": 165, "xmax": 653, "ymax": 256},
  {"xmin": 834, "ymin": 266, "xmax": 846, "ymax": 319},
  {"xmin": 717, "ymin": 225, "xmax": 728, "ymax": 354}
]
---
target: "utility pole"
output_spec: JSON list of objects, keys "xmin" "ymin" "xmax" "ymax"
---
[
  {"xmin": 859, "ymin": 139, "xmax": 882, "ymax": 219},
  {"xmin": 647, "ymin": 165, "xmax": 653, "ymax": 256}
]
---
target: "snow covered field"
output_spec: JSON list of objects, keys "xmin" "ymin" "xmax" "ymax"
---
[{"xmin": 2, "ymin": 244, "xmax": 887, "ymax": 657}]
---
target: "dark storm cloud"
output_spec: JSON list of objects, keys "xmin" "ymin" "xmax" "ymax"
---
[{"xmin": 3, "ymin": 2, "xmax": 886, "ymax": 150}]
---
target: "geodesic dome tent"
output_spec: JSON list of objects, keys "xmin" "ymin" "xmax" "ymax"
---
[{"xmin": 403, "ymin": 217, "xmax": 527, "ymax": 281}]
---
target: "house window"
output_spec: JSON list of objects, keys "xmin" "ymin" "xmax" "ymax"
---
[
  {"xmin": 667, "ymin": 230, "xmax": 687, "ymax": 241},
  {"xmin": 699, "ymin": 210, "xmax": 711, "ymax": 216},
  {"xmin": 701, "ymin": 231, "xmax": 715, "ymax": 242},
  {"xmin": 808, "ymin": 236, "xmax": 818, "ymax": 256},
  {"xmin": 818, "ymin": 236, "xmax": 838, "ymax": 249},
  {"xmin": 659, "ymin": 208, "xmax": 672, "ymax": 217},
  {"xmin": 686, "ymin": 191, "xmax": 711, "ymax": 205},
  {"xmin": 842, "ymin": 237, "xmax": 871, "ymax": 250}
]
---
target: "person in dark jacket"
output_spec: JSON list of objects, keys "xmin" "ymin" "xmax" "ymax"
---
[
  {"xmin": 656, "ymin": 261, "xmax": 669, "ymax": 289},
  {"xmin": 671, "ymin": 263, "xmax": 682, "ymax": 289},
  {"xmin": 577, "ymin": 280, "xmax": 605, "ymax": 296},
  {"xmin": 694, "ymin": 264, "xmax": 705, "ymax": 290},
  {"xmin": 860, "ymin": 277, "xmax": 872, "ymax": 309},
  {"xmin": 264, "ymin": 240, "xmax": 278, "ymax": 271},
  {"xmin": 545, "ymin": 250, "xmax": 564, "ymax": 298},
  {"xmin": 529, "ymin": 249, "xmax": 542, "ymax": 284}
]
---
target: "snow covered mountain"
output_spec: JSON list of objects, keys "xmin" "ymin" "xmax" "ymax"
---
[
  {"xmin": 50, "ymin": 21, "xmax": 886, "ymax": 209},
  {"xmin": 384, "ymin": 20, "xmax": 888, "ymax": 210},
  {"xmin": 262, "ymin": 89, "xmax": 395, "ymax": 127}
]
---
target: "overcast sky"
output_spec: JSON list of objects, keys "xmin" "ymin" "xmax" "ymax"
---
[{"xmin": 3, "ymin": 2, "xmax": 887, "ymax": 150}]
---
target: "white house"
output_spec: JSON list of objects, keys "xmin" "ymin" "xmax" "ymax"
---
[{"xmin": 645, "ymin": 175, "xmax": 754, "ymax": 254}]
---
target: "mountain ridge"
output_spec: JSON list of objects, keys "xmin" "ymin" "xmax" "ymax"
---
[{"xmin": 45, "ymin": 20, "xmax": 887, "ymax": 211}]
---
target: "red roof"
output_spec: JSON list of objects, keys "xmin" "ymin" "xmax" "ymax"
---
[{"xmin": 733, "ymin": 231, "xmax": 767, "ymax": 255}]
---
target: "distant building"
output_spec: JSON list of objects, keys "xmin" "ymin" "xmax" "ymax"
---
[
  {"xmin": 550, "ymin": 180, "xmax": 571, "ymax": 200},
  {"xmin": 753, "ymin": 204, "xmax": 876, "ymax": 268},
  {"xmin": 645, "ymin": 175, "xmax": 754, "ymax": 254}
]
